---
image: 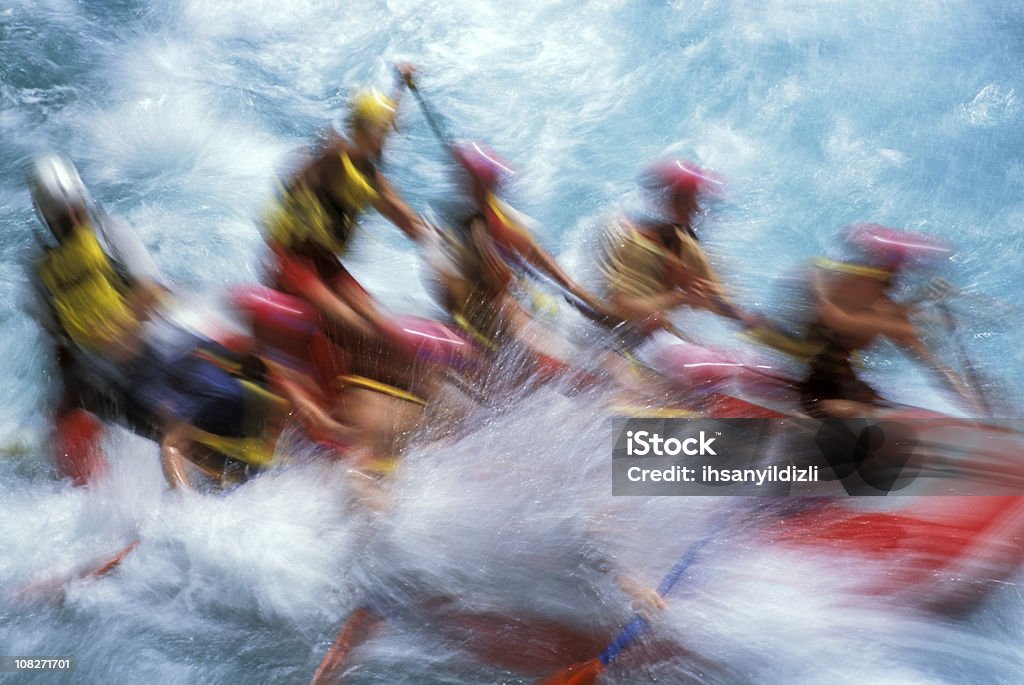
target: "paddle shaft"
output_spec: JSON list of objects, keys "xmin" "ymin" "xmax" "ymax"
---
[
  {"xmin": 508, "ymin": 251, "xmax": 613, "ymax": 325},
  {"xmin": 407, "ymin": 81, "xmax": 455, "ymax": 152},
  {"xmin": 598, "ymin": 507, "xmax": 731, "ymax": 666},
  {"xmin": 409, "ymin": 79, "xmax": 623, "ymax": 333},
  {"xmin": 310, "ymin": 607, "xmax": 382, "ymax": 685},
  {"xmin": 936, "ymin": 302, "xmax": 993, "ymax": 417}
]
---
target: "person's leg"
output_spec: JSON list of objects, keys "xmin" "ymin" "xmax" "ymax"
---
[{"xmin": 160, "ymin": 421, "xmax": 192, "ymax": 490}]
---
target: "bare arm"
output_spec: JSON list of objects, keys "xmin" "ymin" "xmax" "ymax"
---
[
  {"xmin": 469, "ymin": 217, "xmax": 516, "ymax": 293},
  {"xmin": 663, "ymin": 249, "xmax": 748, "ymax": 322},
  {"xmin": 616, "ymin": 573, "xmax": 667, "ymax": 619},
  {"xmin": 514, "ymin": 232, "xmax": 592, "ymax": 304},
  {"xmin": 126, "ymin": 277, "xmax": 166, "ymax": 321},
  {"xmin": 275, "ymin": 373, "xmax": 356, "ymax": 443},
  {"xmin": 371, "ymin": 172, "xmax": 427, "ymax": 243},
  {"xmin": 389, "ymin": 62, "xmax": 416, "ymax": 112},
  {"xmin": 898, "ymin": 332, "xmax": 984, "ymax": 412},
  {"xmin": 493, "ymin": 221, "xmax": 622, "ymax": 324},
  {"xmin": 611, "ymin": 289, "xmax": 694, "ymax": 330},
  {"xmin": 817, "ymin": 297, "xmax": 918, "ymax": 342},
  {"xmin": 362, "ymin": 62, "xmax": 427, "ymax": 243},
  {"xmin": 810, "ymin": 270, "xmax": 915, "ymax": 341},
  {"xmin": 818, "ymin": 280, "xmax": 982, "ymax": 410}
]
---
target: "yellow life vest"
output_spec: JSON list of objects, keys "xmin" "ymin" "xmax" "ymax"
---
[
  {"xmin": 355, "ymin": 453, "xmax": 401, "ymax": 479},
  {"xmin": 37, "ymin": 225, "xmax": 136, "ymax": 353},
  {"xmin": 600, "ymin": 222, "xmax": 717, "ymax": 300},
  {"xmin": 333, "ymin": 152, "xmax": 379, "ymax": 214},
  {"xmin": 266, "ymin": 182, "xmax": 335, "ymax": 252},
  {"xmin": 600, "ymin": 224, "xmax": 673, "ymax": 300},
  {"xmin": 266, "ymin": 153, "xmax": 380, "ymax": 257}
]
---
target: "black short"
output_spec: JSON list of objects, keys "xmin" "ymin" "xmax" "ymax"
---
[{"xmin": 130, "ymin": 348, "xmax": 246, "ymax": 437}]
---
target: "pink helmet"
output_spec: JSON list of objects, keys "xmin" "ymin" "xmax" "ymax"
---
[
  {"xmin": 644, "ymin": 159, "xmax": 724, "ymax": 198},
  {"xmin": 844, "ymin": 223, "xmax": 952, "ymax": 269},
  {"xmin": 452, "ymin": 141, "xmax": 514, "ymax": 190}
]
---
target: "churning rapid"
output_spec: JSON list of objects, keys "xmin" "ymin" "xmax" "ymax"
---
[{"xmin": 2, "ymin": 1, "xmax": 1024, "ymax": 684}]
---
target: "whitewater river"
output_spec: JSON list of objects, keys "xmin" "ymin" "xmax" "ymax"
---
[{"xmin": 2, "ymin": 1, "xmax": 1023, "ymax": 683}]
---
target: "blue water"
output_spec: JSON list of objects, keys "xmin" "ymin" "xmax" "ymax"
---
[{"xmin": 2, "ymin": 1, "xmax": 1023, "ymax": 683}]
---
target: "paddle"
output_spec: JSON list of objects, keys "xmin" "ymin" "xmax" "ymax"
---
[
  {"xmin": 538, "ymin": 506, "xmax": 733, "ymax": 685},
  {"xmin": 405, "ymin": 78, "xmax": 456, "ymax": 152},
  {"xmin": 408, "ymin": 78, "xmax": 626, "ymax": 333},
  {"xmin": 507, "ymin": 250, "xmax": 622, "ymax": 327},
  {"xmin": 934, "ymin": 300, "xmax": 993, "ymax": 417},
  {"xmin": 15, "ymin": 540, "xmax": 140, "ymax": 605},
  {"xmin": 309, "ymin": 606, "xmax": 383, "ymax": 685},
  {"xmin": 82, "ymin": 541, "xmax": 140, "ymax": 579},
  {"xmin": 906, "ymin": 278, "xmax": 994, "ymax": 417}
]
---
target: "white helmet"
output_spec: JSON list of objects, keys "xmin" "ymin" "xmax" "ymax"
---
[{"xmin": 28, "ymin": 153, "xmax": 92, "ymax": 238}]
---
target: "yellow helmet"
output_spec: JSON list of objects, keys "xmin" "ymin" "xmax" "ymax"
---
[{"xmin": 348, "ymin": 87, "xmax": 397, "ymax": 133}]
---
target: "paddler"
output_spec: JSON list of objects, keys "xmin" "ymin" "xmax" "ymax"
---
[
  {"xmin": 262, "ymin": 254, "xmax": 434, "ymax": 485},
  {"xmin": 428, "ymin": 141, "xmax": 619, "ymax": 387},
  {"xmin": 592, "ymin": 158, "xmax": 774, "ymax": 409},
  {"xmin": 264, "ymin": 61, "xmax": 427, "ymax": 342},
  {"xmin": 260, "ymin": 62, "xmax": 458, "ymax": 472},
  {"xmin": 30, "ymin": 155, "xmax": 162, "ymax": 370},
  {"xmin": 797, "ymin": 223, "xmax": 981, "ymax": 418},
  {"xmin": 29, "ymin": 154, "xmax": 286, "ymax": 489},
  {"xmin": 599, "ymin": 159, "xmax": 751, "ymax": 335}
]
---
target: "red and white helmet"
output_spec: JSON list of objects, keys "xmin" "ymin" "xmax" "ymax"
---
[
  {"xmin": 452, "ymin": 141, "xmax": 515, "ymax": 190},
  {"xmin": 844, "ymin": 223, "xmax": 952, "ymax": 269},
  {"xmin": 644, "ymin": 159, "xmax": 724, "ymax": 198}
]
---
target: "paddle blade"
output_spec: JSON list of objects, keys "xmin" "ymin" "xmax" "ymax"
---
[
  {"xmin": 538, "ymin": 658, "xmax": 605, "ymax": 685},
  {"xmin": 310, "ymin": 607, "xmax": 381, "ymax": 685},
  {"xmin": 82, "ymin": 541, "xmax": 140, "ymax": 580},
  {"xmin": 14, "ymin": 540, "xmax": 139, "ymax": 605},
  {"xmin": 53, "ymin": 409, "xmax": 108, "ymax": 486}
]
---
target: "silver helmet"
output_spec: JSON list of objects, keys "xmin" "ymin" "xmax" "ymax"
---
[{"xmin": 28, "ymin": 153, "xmax": 92, "ymax": 239}]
